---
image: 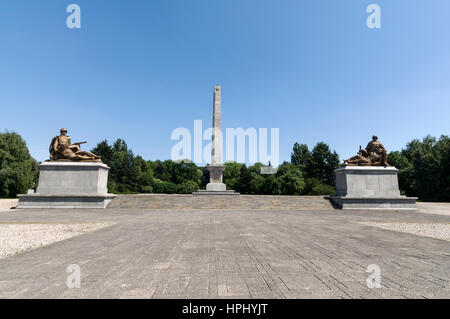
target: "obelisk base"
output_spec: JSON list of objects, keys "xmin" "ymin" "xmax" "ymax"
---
[
  {"xmin": 193, "ymin": 164, "xmax": 239, "ymax": 195},
  {"xmin": 206, "ymin": 182, "xmax": 227, "ymax": 191}
]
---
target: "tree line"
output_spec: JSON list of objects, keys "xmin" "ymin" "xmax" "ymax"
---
[
  {"xmin": 0, "ymin": 131, "xmax": 449, "ymax": 201},
  {"xmin": 387, "ymin": 135, "xmax": 449, "ymax": 202},
  {"xmin": 90, "ymin": 139, "xmax": 339, "ymax": 196}
]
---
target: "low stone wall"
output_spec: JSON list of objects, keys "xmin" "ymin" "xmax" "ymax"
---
[{"xmin": 108, "ymin": 194, "xmax": 335, "ymax": 210}]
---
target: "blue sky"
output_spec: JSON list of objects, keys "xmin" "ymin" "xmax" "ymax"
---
[{"xmin": 1, "ymin": 0, "xmax": 449, "ymax": 164}]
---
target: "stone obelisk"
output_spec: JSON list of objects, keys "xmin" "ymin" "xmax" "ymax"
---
[
  {"xmin": 193, "ymin": 85, "xmax": 238, "ymax": 195},
  {"xmin": 206, "ymin": 85, "xmax": 227, "ymax": 191}
]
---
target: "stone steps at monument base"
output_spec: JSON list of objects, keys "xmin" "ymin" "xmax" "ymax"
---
[{"xmin": 108, "ymin": 194, "xmax": 336, "ymax": 210}]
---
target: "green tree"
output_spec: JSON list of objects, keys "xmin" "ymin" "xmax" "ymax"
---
[
  {"xmin": 91, "ymin": 140, "xmax": 114, "ymax": 167},
  {"xmin": 435, "ymin": 136, "xmax": 450, "ymax": 201},
  {"xmin": 0, "ymin": 132, "xmax": 38, "ymax": 198},
  {"xmin": 113, "ymin": 138, "xmax": 128, "ymax": 153},
  {"xmin": 247, "ymin": 163, "xmax": 265, "ymax": 194},
  {"xmin": 291, "ymin": 143, "xmax": 311, "ymax": 171},
  {"xmin": 172, "ymin": 161, "xmax": 202, "ymax": 185},
  {"xmin": 302, "ymin": 177, "xmax": 321, "ymax": 195},
  {"xmin": 223, "ymin": 162, "xmax": 243, "ymax": 191},
  {"xmin": 150, "ymin": 160, "xmax": 173, "ymax": 182},
  {"xmin": 402, "ymin": 135, "xmax": 449, "ymax": 201},
  {"xmin": 387, "ymin": 151, "xmax": 415, "ymax": 196},
  {"xmin": 152, "ymin": 179, "xmax": 178, "ymax": 194},
  {"xmin": 237, "ymin": 164, "xmax": 251, "ymax": 194},
  {"xmin": 137, "ymin": 158, "xmax": 154, "ymax": 193},
  {"xmin": 92, "ymin": 139, "xmax": 142, "ymax": 193},
  {"xmin": 306, "ymin": 142, "xmax": 339, "ymax": 186},
  {"xmin": 275, "ymin": 162, "xmax": 305, "ymax": 195},
  {"xmin": 261, "ymin": 174, "xmax": 281, "ymax": 195},
  {"xmin": 178, "ymin": 180, "xmax": 200, "ymax": 194},
  {"xmin": 200, "ymin": 166, "xmax": 210, "ymax": 189},
  {"xmin": 310, "ymin": 183, "xmax": 335, "ymax": 195}
]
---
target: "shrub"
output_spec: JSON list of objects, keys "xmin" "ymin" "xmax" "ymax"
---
[
  {"xmin": 140, "ymin": 185, "xmax": 153, "ymax": 193},
  {"xmin": 178, "ymin": 181, "xmax": 199, "ymax": 194},
  {"xmin": 310, "ymin": 183, "xmax": 336, "ymax": 195},
  {"xmin": 152, "ymin": 179, "xmax": 179, "ymax": 194}
]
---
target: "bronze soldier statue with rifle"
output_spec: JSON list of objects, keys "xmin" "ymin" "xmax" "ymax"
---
[
  {"xmin": 49, "ymin": 128, "xmax": 101, "ymax": 162},
  {"xmin": 344, "ymin": 135, "xmax": 389, "ymax": 166}
]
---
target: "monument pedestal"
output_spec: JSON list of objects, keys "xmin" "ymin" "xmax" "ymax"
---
[
  {"xmin": 331, "ymin": 166, "xmax": 417, "ymax": 210},
  {"xmin": 17, "ymin": 161, "xmax": 115, "ymax": 209},
  {"xmin": 193, "ymin": 164, "xmax": 239, "ymax": 196},
  {"xmin": 206, "ymin": 165, "xmax": 226, "ymax": 191}
]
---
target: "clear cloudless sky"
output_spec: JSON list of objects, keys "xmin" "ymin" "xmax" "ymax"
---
[{"xmin": 1, "ymin": 0, "xmax": 449, "ymax": 164}]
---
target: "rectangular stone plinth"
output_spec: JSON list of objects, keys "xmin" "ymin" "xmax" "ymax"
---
[
  {"xmin": 335, "ymin": 166, "xmax": 401, "ymax": 197},
  {"xmin": 332, "ymin": 166, "xmax": 417, "ymax": 210},
  {"xmin": 36, "ymin": 161, "xmax": 110, "ymax": 195},
  {"xmin": 17, "ymin": 161, "xmax": 115, "ymax": 209},
  {"xmin": 17, "ymin": 194, "xmax": 116, "ymax": 209},
  {"xmin": 331, "ymin": 196, "xmax": 417, "ymax": 210}
]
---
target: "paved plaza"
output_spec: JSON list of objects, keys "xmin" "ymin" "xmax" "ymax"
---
[{"xmin": 0, "ymin": 201, "xmax": 449, "ymax": 299}]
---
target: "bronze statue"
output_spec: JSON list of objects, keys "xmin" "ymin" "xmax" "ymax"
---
[
  {"xmin": 344, "ymin": 135, "xmax": 389, "ymax": 166},
  {"xmin": 49, "ymin": 128, "xmax": 101, "ymax": 162}
]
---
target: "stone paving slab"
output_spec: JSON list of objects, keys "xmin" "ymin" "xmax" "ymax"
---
[
  {"xmin": 417, "ymin": 202, "xmax": 450, "ymax": 216},
  {"xmin": 0, "ymin": 207, "xmax": 449, "ymax": 298},
  {"xmin": 0, "ymin": 199, "xmax": 17, "ymax": 212}
]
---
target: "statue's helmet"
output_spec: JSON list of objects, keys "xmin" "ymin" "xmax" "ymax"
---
[
  {"xmin": 372, "ymin": 135, "xmax": 378, "ymax": 140},
  {"xmin": 60, "ymin": 128, "xmax": 68, "ymax": 134}
]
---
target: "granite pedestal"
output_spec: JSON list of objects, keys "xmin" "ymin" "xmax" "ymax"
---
[
  {"xmin": 331, "ymin": 166, "xmax": 417, "ymax": 210},
  {"xmin": 17, "ymin": 161, "xmax": 115, "ymax": 209}
]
